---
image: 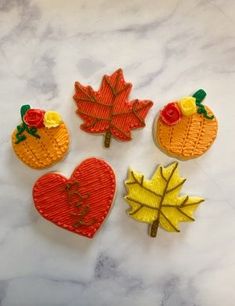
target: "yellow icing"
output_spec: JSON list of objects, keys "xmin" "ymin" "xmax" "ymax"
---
[
  {"xmin": 125, "ymin": 162, "xmax": 204, "ymax": 235},
  {"xmin": 44, "ymin": 111, "xmax": 62, "ymax": 128},
  {"xmin": 179, "ymin": 96, "xmax": 197, "ymax": 116}
]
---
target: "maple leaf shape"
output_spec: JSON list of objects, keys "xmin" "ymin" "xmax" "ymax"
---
[
  {"xmin": 73, "ymin": 68, "xmax": 153, "ymax": 147},
  {"xmin": 124, "ymin": 162, "xmax": 204, "ymax": 237}
]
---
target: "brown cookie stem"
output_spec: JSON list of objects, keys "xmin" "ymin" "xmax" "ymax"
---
[
  {"xmin": 150, "ymin": 219, "xmax": 159, "ymax": 237},
  {"xmin": 104, "ymin": 131, "xmax": 112, "ymax": 148}
]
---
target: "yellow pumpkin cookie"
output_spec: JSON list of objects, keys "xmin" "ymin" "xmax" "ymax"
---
[
  {"xmin": 12, "ymin": 105, "xmax": 69, "ymax": 169},
  {"xmin": 154, "ymin": 89, "xmax": 218, "ymax": 159}
]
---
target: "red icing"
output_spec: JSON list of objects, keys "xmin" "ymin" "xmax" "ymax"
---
[
  {"xmin": 73, "ymin": 68, "xmax": 153, "ymax": 144},
  {"xmin": 23, "ymin": 109, "xmax": 45, "ymax": 128},
  {"xmin": 33, "ymin": 158, "xmax": 116, "ymax": 238},
  {"xmin": 160, "ymin": 102, "xmax": 182, "ymax": 126}
]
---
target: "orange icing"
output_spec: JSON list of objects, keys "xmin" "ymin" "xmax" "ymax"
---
[
  {"xmin": 156, "ymin": 107, "xmax": 218, "ymax": 159},
  {"xmin": 12, "ymin": 123, "xmax": 69, "ymax": 169}
]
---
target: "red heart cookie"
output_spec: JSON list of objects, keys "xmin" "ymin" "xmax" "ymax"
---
[{"xmin": 33, "ymin": 158, "xmax": 116, "ymax": 238}]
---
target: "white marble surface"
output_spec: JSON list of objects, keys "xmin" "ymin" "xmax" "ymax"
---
[{"xmin": 0, "ymin": 0, "xmax": 235, "ymax": 305}]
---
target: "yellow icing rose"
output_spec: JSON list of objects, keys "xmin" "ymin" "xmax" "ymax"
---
[
  {"xmin": 43, "ymin": 111, "xmax": 62, "ymax": 128},
  {"xmin": 179, "ymin": 96, "xmax": 197, "ymax": 116}
]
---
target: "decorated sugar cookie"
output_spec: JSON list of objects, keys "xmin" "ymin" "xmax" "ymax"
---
[
  {"xmin": 73, "ymin": 68, "xmax": 153, "ymax": 147},
  {"xmin": 12, "ymin": 105, "xmax": 69, "ymax": 169},
  {"xmin": 155, "ymin": 89, "xmax": 218, "ymax": 159},
  {"xmin": 33, "ymin": 158, "xmax": 116, "ymax": 238},
  {"xmin": 124, "ymin": 162, "xmax": 204, "ymax": 237}
]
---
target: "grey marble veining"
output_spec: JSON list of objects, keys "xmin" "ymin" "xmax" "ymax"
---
[{"xmin": 0, "ymin": 0, "xmax": 235, "ymax": 305}]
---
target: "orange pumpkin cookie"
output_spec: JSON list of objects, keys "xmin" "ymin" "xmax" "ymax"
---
[
  {"xmin": 155, "ymin": 89, "xmax": 218, "ymax": 159},
  {"xmin": 12, "ymin": 105, "xmax": 69, "ymax": 169}
]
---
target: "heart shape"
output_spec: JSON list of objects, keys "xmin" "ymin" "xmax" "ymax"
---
[{"xmin": 33, "ymin": 158, "xmax": 116, "ymax": 238}]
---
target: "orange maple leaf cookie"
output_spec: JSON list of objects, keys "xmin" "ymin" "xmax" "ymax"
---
[
  {"xmin": 154, "ymin": 89, "xmax": 218, "ymax": 159},
  {"xmin": 73, "ymin": 68, "xmax": 153, "ymax": 148},
  {"xmin": 12, "ymin": 105, "xmax": 69, "ymax": 169}
]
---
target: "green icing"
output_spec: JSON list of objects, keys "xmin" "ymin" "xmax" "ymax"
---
[
  {"xmin": 192, "ymin": 89, "xmax": 214, "ymax": 120},
  {"xmin": 15, "ymin": 105, "xmax": 40, "ymax": 144}
]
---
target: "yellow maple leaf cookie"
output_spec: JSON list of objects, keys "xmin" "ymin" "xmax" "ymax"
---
[{"xmin": 124, "ymin": 162, "xmax": 204, "ymax": 237}]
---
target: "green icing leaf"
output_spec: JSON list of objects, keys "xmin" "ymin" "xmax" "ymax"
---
[
  {"xmin": 15, "ymin": 104, "xmax": 41, "ymax": 144},
  {"xmin": 193, "ymin": 89, "xmax": 207, "ymax": 105},
  {"xmin": 192, "ymin": 89, "xmax": 214, "ymax": 120},
  {"xmin": 20, "ymin": 105, "xmax": 30, "ymax": 120}
]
